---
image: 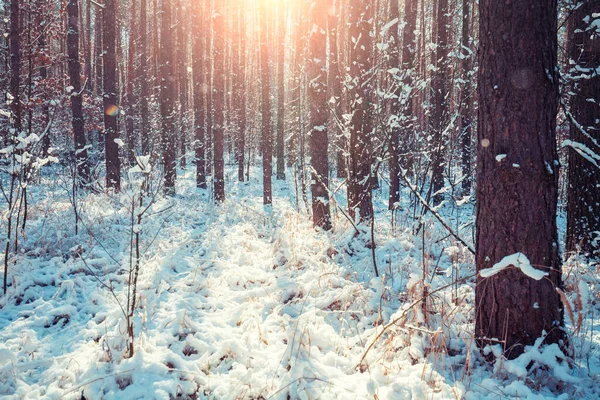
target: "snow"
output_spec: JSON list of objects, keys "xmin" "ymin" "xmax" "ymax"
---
[
  {"xmin": 0, "ymin": 164, "xmax": 597, "ymax": 399},
  {"xmin": 479, "ymin": 252, "xmax": 548, "ymax": 280}
]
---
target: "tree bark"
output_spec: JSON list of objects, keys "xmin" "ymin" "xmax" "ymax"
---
[
  {"xmin": 276, "ymin": 2, "xmax": 286, "ymax": 180},
  {"xmin": 566, "ymin": 0, "xmax": 600, "ymax": 259},
  {"xmin": 459, "ymin": 0, "xmax": 473, "ymax": 195},
  {"xmin": 476, "ymin": 0, "xmax": 565, "ymax": 359},
  {"xmin": 160, "ymin": 0, "xmax": 176, "ymax": 194},
  {"xmin": 103, "ymin": 0, "xmax": 121, "ymax": 190},
  {"xmin": 309, "ymin": 0, "xmax": 332, "ymax": 230},
  {"xmin": 260, "ymin": 1, "xmax": 273, "ymax": 205},
  {"xmin": 430, "ymin": 0, "xmax": 451, "ymax": 205},
  {"xmin": 125, "ymin": 0, "xmax": 137, "ymax": 165},
  {"xmin": 347, "ymin": 0, "xmax": 373, "ymax": 223},
  {"xmin": 139, "ymin": 0, "xmax": 150, "ymax": 155},
  {"xmin": 192, "ymin": 0, "xmax": 206, "ymax": 188},
  {"xmin": 213, "ymin": 4, "xmax": 225, "ymax": 202},
  {"xmin": 67, "ymin": 0, "xmax": 91, "ymax": 185},
  {"xmin": 328, "ymin": 0, "xmax": 345, "ymax": 180},
  {"xmin": 235, "ymin": 5, "xmax": 246, "ymax": 182},
  {"xmin": 9, "ymin": 0, "xmax": 21, "ymax": 132}
]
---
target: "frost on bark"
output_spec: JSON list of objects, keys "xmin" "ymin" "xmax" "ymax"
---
[{"xmin": 475, "ymin": 0, "xmax": 565, "ymax": 359}]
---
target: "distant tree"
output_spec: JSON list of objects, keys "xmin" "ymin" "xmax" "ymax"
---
[
  {"xmin": 125, "ymin": 0, "xmax": 137, "ymax": 165},
  {"xmin": 276, "ymin": 1, "xmax": 286, "ymax": 181},
  {"xmin": 260, "ymin": 0, "xmax": 273, "ymax": 205},
  {"xmin": 192, "ymin": 0, "xmax": 206, "ymax": 188},
  {"xmin": 388, "ymin": 0, "xmax": 416, "ymax": 210},
  {"xmin": 213, "ymin": 4, "xmax": 225, "ymax": 202},
  {"xmin": 327, "ymin": 0, "xmax": 345, "ymax": 179},
  {"xmin": 160, "ymin": 0, "xmax": 176, "ymax": 194},
  {"xmin": 234, "ymin": 5, "xmax": 246, "ymax": 182},
  {"xmin": 476, "ymin": 0, "xmax": 565, "ymax": 359},
  {"xmin": 139, "ymin": 0, "xmax": 150, "ymax": 155},
  {"xmin": 309, "ymin": 0, "xmax": 332, "ymax": 230},
  {"xmin": 347, "ymin": 0, "xmax": 374, "ymax": 223},
  {"xmin": 66, "ymin": 0, "xmax": 91, "ymax": 184},
  {"xmin": 459, "ymin": 0, "xmax": 473, "ymax": 194},
  {"xmin": 176, "ymin": 0, "xmax": 189, "ymax": 170},
  {"xmin": 9, "ymin": 0, "xmax": 21, "ymax": 133},
  {"xmin": 430, "ymin": 0, "xmax": 451, "ymax": 205},
  {"xmin": 103, "ymin": 0, "xmax": 121, "ymax": 190},
  {"xmin": 566, "ymin": 0, "xmax": 600, "ymax": 259}
]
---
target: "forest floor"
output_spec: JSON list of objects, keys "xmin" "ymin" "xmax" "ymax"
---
[{"xmin": 0, "ymin": 163, "xmax": 599, "ymax": 399}]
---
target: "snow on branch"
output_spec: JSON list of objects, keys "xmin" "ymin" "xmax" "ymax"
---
[{"xmin": 479, "ymin": 252, "xmax": 548, "ymax": 280}]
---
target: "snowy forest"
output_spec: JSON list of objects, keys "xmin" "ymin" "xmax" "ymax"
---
[{"xmin": 0, "ymin": 0, "xmax": 599, "ymax": 398}]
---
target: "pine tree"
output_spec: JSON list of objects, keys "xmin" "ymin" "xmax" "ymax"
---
[{"xmin": 475, "ymin": 0, "xmax": 565, "ymax": 359}]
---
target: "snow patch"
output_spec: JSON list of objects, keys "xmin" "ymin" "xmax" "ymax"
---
[{"xmin": 480, "ymin": 252, "xmax": 548, "ymax": 280}]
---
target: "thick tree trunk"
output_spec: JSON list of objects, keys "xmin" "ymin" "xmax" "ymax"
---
[
  {"xmin": 103, "ymin": 0, "xmax": 121, "ymax": 190},
  {"xmin": 213, "ymin": 5, "xmax": 225, "ymax": 202},
  {"xmin": 67, "ymin": 0, "xmax": 91, "ymax": 185},
  {"xmin": 260, "ymin": 2, "xmax": 273, "ymax": 205},
  {"xmin": 347, "ymin": 0, "xmax": 373, "ymax": 223},
  {"xmin": 309, "ymin": 0, "xmax": 332, "ymax": 230},
  {"xmin": 192, "ymin": 0, "xmax": 206, "ymax": 188},
  {"xmin": 566, "ymin": 0, "xmax": 600, "ymax": 259},
  {"xmin": 160, "ymin": 0, "xmax": 176, "ymax": 194},
  {"xmin": 476, "ymin": 0, "xmax": 565, "ymax": 359}
]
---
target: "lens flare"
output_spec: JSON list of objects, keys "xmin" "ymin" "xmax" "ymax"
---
[{"xmin": 105, "ymin": 104, "xmax": 119, "ymax": 116}]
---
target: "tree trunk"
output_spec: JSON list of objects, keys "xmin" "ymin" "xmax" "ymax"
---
[
  {"xmin": 566, "ymin": 0, "xmax": 600, "ymax": 259},
  {"xmin": 67, "ymin": 0, "xmax": 91, "ymax": 185},
  {"xmin": 260, "ymin": 1, "xmax": 273, "ymax": 205},
  {"xmin": 139, "ymin": 0, "xmax": 150, "ymax": 155},
  {"xmin": 476, "ymin": 0, "xmax": 565, "ymax": 360},
  {"xmin": 192, "ymin": 0, "xmax": 206, "ymax": 188},
  {"xmin": 94, "ymin": 7, "xmax": 103, "ymax": 97},
  {"xmin": 103, "ymin": 0, "xmax": 121, "ymax": 190},
  {"xmin": 160, "ymin": 0, "xmax": 176, "ymax": 194},
  {"xmin": 213, "ymin": 4, "xmax": 225, "ymax": 202},
  {"xmin": 9, "ymin": 0, "xmax": 21, "ymax": 132},
  {"xmin": 177, "ymin": 0, "xmax": 188, "ymax": 170},
  {"xmin": 309, "ymin": 0, "xmax": 332, "ymax": 230},
  {"xmin": 125, "ymin": 0, "xmax": 137, "ymax": 165},
  {"xmin": 430, "ymin": 0, "xmax": 450, "ymax": 205},
  {"xmin": 328, "ymin": 1, "xmax": 345, "ymax": 180},
  {"xmin": 235, "ymin": 5, "xmax": 246, "ymax": 182},
  {"xmin": 85, "ymin": 0, "xmax": 92, "ymax": 94},
  {"xmin": 347, "ymin": 0, "xmax": 373, "ymax": 223},
  {"xmin": 276, "ymin": 2, "xmax": 286, "ymax": 180},
  {"xmin": 459, "ymin": 0, "xmax": 473, "ymax": 195}
]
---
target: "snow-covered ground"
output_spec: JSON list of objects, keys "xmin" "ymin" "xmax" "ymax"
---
[{"xmin": 0, "ymin": 164, "xmax": 598, "ymax": 399}]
